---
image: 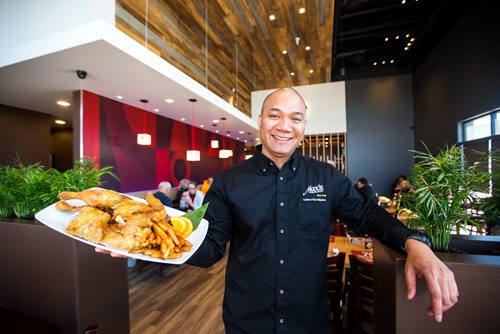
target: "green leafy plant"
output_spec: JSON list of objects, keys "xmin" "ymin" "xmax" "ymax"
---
[
  {"xmin": 401, "ymin": 144, "xmax": 489, "ymax": 252},
  {"xmin": 480, "ymin": 150, "xmax": 500, "ymax": 223},
  {"xmin": 0, "ymin": 157, "xmax": 117, "ymax": 219}
]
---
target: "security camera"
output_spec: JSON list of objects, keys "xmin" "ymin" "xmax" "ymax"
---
[{"xmin": 76, "ymin": 70, "xmax": 87, "ymax": 79}]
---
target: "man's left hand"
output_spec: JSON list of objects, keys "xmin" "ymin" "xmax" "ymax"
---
[{"xmin": 404, "ymin": 239, "xmax": 459, "ymax": 323}]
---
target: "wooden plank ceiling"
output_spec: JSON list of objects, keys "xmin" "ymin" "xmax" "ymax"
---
[{"xmin": 116, "ymin": 0, "xmax": 335, "ymax": 117}]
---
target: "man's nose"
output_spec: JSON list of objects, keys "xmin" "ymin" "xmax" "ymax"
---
[{"xmin": 276, "ymin": 116, "xmax": 292, "ymax": 131}]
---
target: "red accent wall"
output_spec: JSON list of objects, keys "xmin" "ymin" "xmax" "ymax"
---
[{"xmin": 81, "ymin": 91, "xmax": 244, "ymax": 192}]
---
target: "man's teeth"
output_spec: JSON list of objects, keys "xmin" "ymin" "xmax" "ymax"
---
[{"xmin": 273, "ymin": 135, "xmax": 291, "ymax": 141}]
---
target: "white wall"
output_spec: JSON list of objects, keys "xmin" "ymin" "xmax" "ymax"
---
[
  {"xmin": 0, "ymin": 0, "xmax": 115, "ymax": 49},
  {"xmin": 251, "ymin": 81, "xmax": 347, "ymax": 135}
]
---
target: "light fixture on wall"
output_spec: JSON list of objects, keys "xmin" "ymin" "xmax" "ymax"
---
[
  {"xmin": 186, "ymin": 98, "xmax": 200, "ymax": 161},
  {"xmin": 137, "ymin": 99, "xmax": 151, "ymax": 145},
  {"xmin": 211, "ymin": 139, "xmax": 219, "ymax": 148},
  {"xmin": 218, "ymin": 117, "xmax": 233, "ymax": 159}
]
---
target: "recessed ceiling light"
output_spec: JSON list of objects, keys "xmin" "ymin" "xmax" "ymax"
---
[
  {"xmin": 395, "ymin": 35, "xmax": 400, "ymax": 40},
  {"xmin": 56, "ymin": 100, "xmax": 70, "ymax": 107},
  {"xmin": 239, "ymin": 130, "xmax": 245, "ymax": 134},
  {"xmin": 116, "ymin": 95, "xmax": 124, "ymax": 100},
  {"xmin": 213, "ymin": 119, "xmax": 220, "ymax": 123},
  {"xmin": 405, "ymin": 46, "xmax": 409, "ymax": 51},
  {"xmin": 282, "ymin": 50, "xmax": 287, "ymax": 54},
  {"xmin": 154, "ymin": 108, "xmax": 159, "ymax": 112},
  {"xmin": 200, "ymin": 125, "xmax": 204, "ymax": 128},
  {"xmin": 299, "ymin": 7, "xmax": 306, "ymax": 14},
  {"xmin": 180, "ymin": 118, "xmax": 186, "ymax": 121},
  {"xmin": 390, "ymin": 59, "xmax": 395, "ymax": 64},
  {"xmin": 256, "ymin": 138, "xmax": 260, "ymax": 141},
  {"xmin": 382, "ymin": 60, "xmax": 386, "ymax": 64},
  {"xmin": 402, "ymin": 0, "xmax": 406, "ymax": 4},
  {"xmin": 305, "ymin": 45, "xmax": 311, "ymax": 51},
  {"xmin": 407, "ymin": 42, "xmax": 412, "ymax": 47},
  {"xmin": 385, "ymin": 37, "xmax": 389, "ymax": 42},
  {"xmin": 244, "ymin": 140, "xmax": 248, "ymax": 143},
  {"xmin": 410, "ymin": 37, "xmax": 415, "ymax": 42},
  {"xmin": 269, "ymin": 14, "xmax": 276, "ymax": 21},
  {"xmin": 373, "ymin": 62, "xmax": 378, "ymax": 66},
  {"xmin": 236, "ymin": 137, "xmax": 240, "ymax": 140},
  {"xmin": 309, "ymin": 69, "xmax": 314, "ymax": 73},
  {"xmin": 291, "ymin": 72, "xmax": 295, "ymax": 76},
  {"xmin": 164, "ymin": 98, "xmax": 175, "ymax": 103},
  {"xmin": 406, "ymin": 34, "xmax": 410, "ymax": 38},
  {"xmin": 54, "ymin": 120, "xmax": 66, "ymax": 125},
  {"xmin": 215, "ymin": 130, "xmax": 219, "ymax": 133}
]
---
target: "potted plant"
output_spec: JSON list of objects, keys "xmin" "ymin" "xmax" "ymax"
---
[
  {"xmin": 0, "ymin": 157, "xmax": 117, "ymax": 219},
  {"xmin": 374, "ymin": 144, "xmax": 500, "ymax": 334},
  {"xmin": 400, "ymin": 144, "xmax": 489, "ymax": 252},
  {"xmin": 480, "ymin": 150, "xmax": 500, "ymax": 232}
]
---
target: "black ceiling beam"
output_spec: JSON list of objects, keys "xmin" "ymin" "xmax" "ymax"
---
[
  {"xmin": 340, "ymin": 3, "xmax": 410, "ymax": 19},
  {"xmin": 339, "ymin": 26, "xmax": 416, "ymax": 42},
  {"xmin": 339, "ymin": 19, "xmax": 419, "ymax": 38}
]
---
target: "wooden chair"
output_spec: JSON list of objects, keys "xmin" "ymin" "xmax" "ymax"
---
[
  {"xmin": 326, "ymin": 252, "xmax": 346, "ymax": 333},
  {"xmin": 348, "ymin": 255, "xmax": 374, "ymax": 334}
]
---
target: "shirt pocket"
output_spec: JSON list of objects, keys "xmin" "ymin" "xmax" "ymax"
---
[{"xmin": 298, "ymin": 202, "xmax": 331, "ymax": 240}]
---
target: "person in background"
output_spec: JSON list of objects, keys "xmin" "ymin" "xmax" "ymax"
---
[
  {"xmin": 393, "ymin": 174, "xmax": 412, "ymax": 195},
  {"xmin": 200, "ymin": 175, "xmax": 214, "ymax": 194},
  {"xmin": 153, "ymin": 181, "xmax": 172, "ymax": 207},
  {"xmin": 180, "ymin": 181, "xmax": 204, "ymax": 212},
  {"xmin": 173, "ymin": 178, "xmax": 190, "ymax": 209},
  {"xmin": 354, "ymin": 177, "xmax": 376, "ymax": 202}
]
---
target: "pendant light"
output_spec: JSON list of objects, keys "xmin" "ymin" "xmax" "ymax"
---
[
  {"xmin": 219, "ymin": 117, "xmax": 233, "ymax": 159},
  {"xmin": 137, "ymin": 99, "xmax": 151, "ymax": 145},
  {"xmin": 186, "ymin": 98, "xmax": 200, "ymax": 161}
]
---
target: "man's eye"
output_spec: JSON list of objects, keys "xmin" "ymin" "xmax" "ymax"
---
[
  {"xmin": 269, "ymin": 114, "xmax": 279, "ymax": 119},
  {"xmin": 292, "ymin": 117, "xmax": 303, "ymax": 122}
]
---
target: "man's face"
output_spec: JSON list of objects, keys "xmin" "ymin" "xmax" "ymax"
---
[
  {"xmin": 188, "ymin": 184, "xmax": 196, "ymax": 194},
  {"xmin": 258, "ymin": 89, "xmax": 306, "ymax": 163}
]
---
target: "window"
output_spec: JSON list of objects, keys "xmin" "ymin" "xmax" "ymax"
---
[{"xmin": 460, "ymin": 108, "xmax": 500, "ymax": 142}]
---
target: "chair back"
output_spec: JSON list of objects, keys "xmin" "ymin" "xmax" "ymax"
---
[
  {"xmin": 326, "ymin": 252, "xmax": 346, "ymax": 332},
  {"xmin": 348, "ymin": 254, "xmax": 374, "ymax": 334}
]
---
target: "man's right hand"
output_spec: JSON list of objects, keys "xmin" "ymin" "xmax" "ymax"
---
[{"xmin": 95, "ymin": 247, "xmax": 128, "ymax": 258}]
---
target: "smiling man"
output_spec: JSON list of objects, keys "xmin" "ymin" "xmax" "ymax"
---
[{"xmin": 188, "ymin": 87, "xmax": 458, "ymax": 333}]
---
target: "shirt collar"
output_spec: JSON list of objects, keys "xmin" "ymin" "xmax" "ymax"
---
[{"xmin": 253, "ymin": 145, "xmax": 299, "ymax": 173}]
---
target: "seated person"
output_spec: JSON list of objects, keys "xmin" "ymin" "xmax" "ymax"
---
[
  {"xmin": 180, "ymin": 181, "xmax": 204, "ymax": 212},
  {"xmin": 172, "ymin": 178, "xmax": 190, "ymax": 209},
  {"xmin": 354, "ymin": 177, "xmax": 376, "ymax": 202},
  {"xmin": 200, "ymin": 175, "xmax": 214, "ymax": 194},
  {"xmin": 153, "ymin": 181, "xmax": 172, "ymax": 207}
]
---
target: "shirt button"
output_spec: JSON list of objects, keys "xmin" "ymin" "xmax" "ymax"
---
[
  {"xmin": 280, "ymin": 229, "xmax": 284, "ymax": 234},
  {"xmin": 280, "ymin": 202, "xmax": 284, "ymax": 206},
  {"xmin": 280, "ymin": 289, "xmax": 284, "ymax": 294},
  {"xmin": 280, "ymin": 176, "xmax": 283, "ymax": 180},
  {"xmin": 262, "ymin": 168, "xmax": 266, "ymax": 172},
  {"xmin": 292, "ymin": 167, "xmax": 296, "ymax": 171},
  {"xmin": 279, "ymin": 259, "xmax": 284, "ymax": 264},
  {"xmin": 279, "ymin": 319, "xmax": 284, "ymax": 324}
]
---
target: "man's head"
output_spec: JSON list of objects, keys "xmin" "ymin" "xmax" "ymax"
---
[
  {"xmin": 208, "ymin": 175, "xmax": 214, "ymax": 184},
  {"xmin": 258, "ymin": 88, "xmax": 307, "ymax": 167},
  {"xmin": 158, "ymin": 181, "xmax": 171, "ymax": 194}
]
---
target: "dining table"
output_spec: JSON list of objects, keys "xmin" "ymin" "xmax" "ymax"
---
[{"xmin": 328, "ymin": 236, "xmax": 373, "ymax": 266}]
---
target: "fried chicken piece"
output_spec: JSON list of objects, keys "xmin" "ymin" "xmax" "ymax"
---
[
  {"xmin": 65, "ymin": 207, "xmax": 110, "ymax": 243},
  {"xmin": 58, "ymin": 189, "xmax": 127, "ymax": 208},
  {"xmin": 145, "ymin": 192, "xmax": 164, "ymax": 211},
  {"xmin": 100, "ymin": 224, "xmax": 150, "ymax": 251},
  {"xmin": 55, "ymin": 201, "xmax": 86, "ymax": 212}
]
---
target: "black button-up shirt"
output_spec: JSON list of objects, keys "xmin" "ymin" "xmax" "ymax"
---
[{"xmin": 188, "ymin": 146, "xmax": 414, "ymax": 334}]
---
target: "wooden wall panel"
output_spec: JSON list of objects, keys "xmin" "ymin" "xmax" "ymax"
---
[{"xmin": 116, "ymin": 0, "xmax": 335, "ymax": 117}]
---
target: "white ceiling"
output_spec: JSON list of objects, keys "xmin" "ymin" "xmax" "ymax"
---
[{"xmin": 0, "ymin": 30, "xmax": 259, "ymax": 144}]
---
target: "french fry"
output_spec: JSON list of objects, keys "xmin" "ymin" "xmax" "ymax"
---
[
  {"xmin": 180, "ymin": 244, "xmax": 191, "ymax": 252},
  {"xmin": 161, "ymin": 240, "xmax": 171, "ymax": 258},
  {"xmin": 167, "ymin": 228, "xmax": 181, "ymax": 246},
  {"xmin": 150, "ymin": 250, "xmax": 163, "ymax": 258},
  {"xmin": 168, "ymin": 252, "xmax": 182, "ymax": 259},
  {"xmin": 152, "ymin": 223, "xmax": 168, "ymax": 241}
]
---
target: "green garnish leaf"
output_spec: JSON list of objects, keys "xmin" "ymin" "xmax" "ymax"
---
[{"xmin": 182, "ymin": 203, "xmax": 209, "ymax": 230}]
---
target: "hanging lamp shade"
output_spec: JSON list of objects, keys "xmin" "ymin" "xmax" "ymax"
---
[
  {"xmin": 137, "ymin": 99, "xmax": 151, "ymax": 146},
  {"xmin": 186, "ymin": 98, "xmax": 200, "ymax": 161},
  {"xmin": 137, "ymin": 133, "xmax": 151, "ymax": 145},
  {"xmin": 219, "ymin": 149, "xmax": 232, "ymax": 159},
  {"xmin": 211, "ymin": 140, "xmax": 219, "ymax": 148},
  {"xmin": 186, "ymin": 150, "xmax": 201, "ymax": 161}
]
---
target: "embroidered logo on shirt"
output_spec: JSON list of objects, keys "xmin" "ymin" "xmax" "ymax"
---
[{"xmin": 302, "ymin": 184, "xmax": 327, "ymax": 202}]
